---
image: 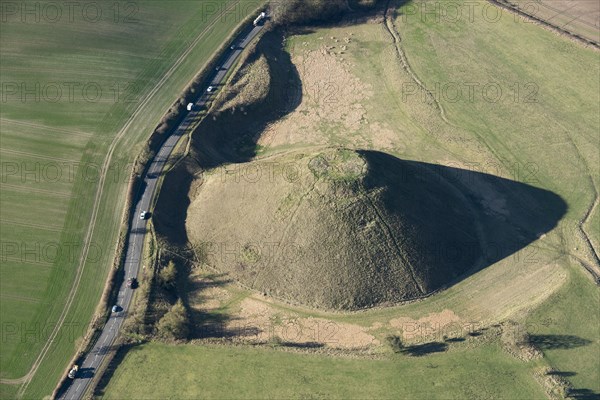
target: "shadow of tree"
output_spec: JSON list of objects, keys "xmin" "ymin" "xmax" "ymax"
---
[
  {"xmin": 278, "ymin": 341, "xmax": 324, "ymax": 349},
  {"xmin": 444, "ymin": 337, "xmax": 465, "ymax": 343},
  {"xmin": 529, "ymin": 334, "xmax": 591, "ymax": 350},
  {"xmin": 468, "ymin": 329, "xmax": 487, "ymax": 337},
  {"xmin": 568, "ymin": 388, "xmax": 600, "ymax": 400},
  {"xmin": 181, "ymin": 272, "xmax": 252, "ymax": 340},
  {"xmin": 548, "ymin": 370, "xmax": 577, "ymax": 377},
  {"xmin": 401, "ymin": 342, "xmax": 448, "ymax": 357},
  {"xmin": 191, "ymin": 312, "xmax": 261, "ymax": 339},
  {"xmin": 77, "ymin": 367, "xmax": 95, "ymax": 379}
]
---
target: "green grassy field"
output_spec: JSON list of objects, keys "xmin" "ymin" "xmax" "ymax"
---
[
  {"xmin": 101, "ymin": 342, "xmax": 546, "ymax": 399},
  {"xmin": 392, "ymin": 2, "xmax": 599, "ymax": 389},
  {"xmin": 527, "ymin": 267, "xmax": 600, "ymax": 392},
  {"xmin": 0, "ymin": 0, "xmax": 261, "ymax": 398}
]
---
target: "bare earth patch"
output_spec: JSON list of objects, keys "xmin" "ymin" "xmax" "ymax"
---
[
  {"xmin": 188, "ymin": 273, "xmax": 232, "ymax": 312},
  {"xmin": 390, "ymin": 309, "xmax": 463, "ymax": 342},
  {"xmin": 229, "ymin": 298, "xmax": 379, "ymax": 349},
  {"xmin": 187, "ymin": 273, "xmax": 378, "ymax": 349},
  {"xmin": 258, "ymin": 40, "xmax": 375, "ymax": 148}
]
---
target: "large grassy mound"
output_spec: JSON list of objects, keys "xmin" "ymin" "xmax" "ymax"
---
[{"xmin": 187, "ymin": 148, "xmax": 482, "ymax": 310}]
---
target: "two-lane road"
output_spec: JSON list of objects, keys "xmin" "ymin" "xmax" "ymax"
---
[{"xmin": 59, "ymin": 21, "xmax": 264, "ymax": 400}]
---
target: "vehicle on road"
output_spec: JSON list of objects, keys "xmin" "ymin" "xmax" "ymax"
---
[
  {"xmin": 253, "ymin": 11, "xmax": 266, "ymax": 26},
  {"xmin": 67, "ymin": 365, "xmax": 79, "ymax": 379},
  {"xmin": 57, "ymin": 15, "xmax": 266, "ymax": 400},
  {"xmin": 126, "ymin": 277, "xmax": 138, "ymax": 289}
]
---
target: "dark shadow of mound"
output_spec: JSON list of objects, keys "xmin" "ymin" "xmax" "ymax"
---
[
  {"xmin": 357, "ymin": 150, "xmax": 567, "ymax": 293},
  {"xmin": 191, "ymin": 29, "xmax": 303, "ymax": 168},
  {"xmin": 153, "ymin": 161, "xmax": 197, "ymax": 246},
  {"xmin": 154, "ymin": 29, "xmax": 302, "ymax": 246},
  {"xmin": 529, "ymin": 334, "xmax": 592, "ymax": 350}
]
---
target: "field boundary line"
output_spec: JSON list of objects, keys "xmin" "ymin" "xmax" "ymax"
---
[
  {"xmin": 489, "ymin": 0, "xmax": 600, "ymax": 50},
  {"xmin": 1, "ymin": 257, "xmax": 53, "ymax": 268},
  {"xmin": 0, "ymin": 148, "xmax": 80, "ymax": 164},
  {"xmin": 0, "ymin": 219, "xmax": 63, "ymax": 232},
  {"xmin": 383, "ymin": 0, "xmax": 455, "ymax": 128},
  {"xmin": 0, "ymin": 118, "xmax": 95, "ymax": 139},
  {"xmin": 11, "ymin": 1, "xmax": 242, "ymax": 394},
  {"xmin": 0, "ymin": 183, "xmax": 73, "ymax": 198},
  {"xmin": 561, "ymin": 135, "xmax": 600, "ymax": 280}
]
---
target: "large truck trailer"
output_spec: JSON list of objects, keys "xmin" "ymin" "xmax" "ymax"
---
[{"xmin": 253, "ymin": 11, "xmax": 266, "ymax": 26}]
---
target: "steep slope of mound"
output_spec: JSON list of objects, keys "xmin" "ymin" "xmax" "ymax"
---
[{"xmin": 187, "ymin": 149, "xmax": 482, "ymax": 310}]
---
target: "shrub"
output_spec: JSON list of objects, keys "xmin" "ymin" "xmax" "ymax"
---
[
  {"xmin": 159, "ymin": 260, "xmax": 177, "ymax": 290},
  {"xmin": 271, "ymin": 0, "xmax": 349, "ymax": 25},
  {"xmin": 156, "ymin": 299, "xmax": 189, "ymax": 340},
  {"xmin": 386, "ymin": 335, "xmax": 404, "ymax": 353},
  {"xmin": 270, "ymin": 0, "xmax": 382, "ymax": 26}
]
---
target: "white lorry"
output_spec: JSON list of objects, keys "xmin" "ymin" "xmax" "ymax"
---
[
  {"xmin": 253, "ymin": 11, "xmax": 266, "ymax": 26},
  {"xmin": 68, "ymin": 365, "xmax": 79, "ymax": 379}
]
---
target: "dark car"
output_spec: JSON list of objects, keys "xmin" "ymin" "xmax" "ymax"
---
[{"xmin": 126, "ymin": 277, "xmax": 138, "ymax": 289}]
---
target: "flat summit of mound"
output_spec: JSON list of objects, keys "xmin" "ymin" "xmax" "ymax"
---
[{"xmin": 187, "ymin": 149, "xmax": 482, "ymax": 310}]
